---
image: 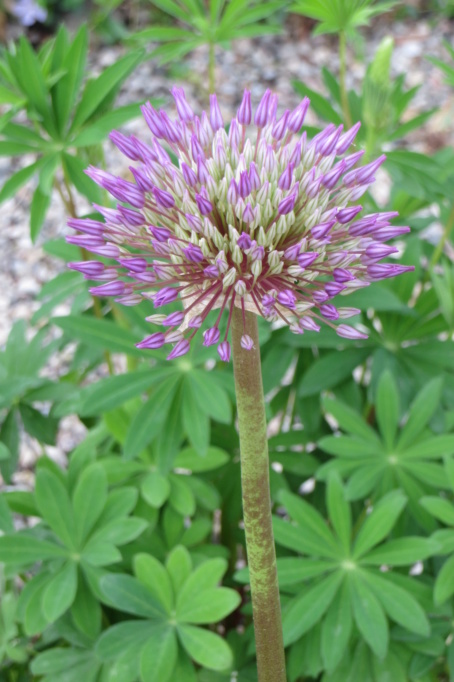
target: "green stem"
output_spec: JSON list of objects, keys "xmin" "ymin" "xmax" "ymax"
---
[
  {"xmin": 429, "ymin": 203, "xmax": 454, "ymax": 270},
  {"xmin": 208, "ymin": 42, "xmax": 215, "ymax": 95},
  {"xmin": 231, "ymin": 308, "xmax": 286, "ymax": 682},
  {"xmin": 339, "ymin": 32, "xmax": 352, "ymax": 129}
]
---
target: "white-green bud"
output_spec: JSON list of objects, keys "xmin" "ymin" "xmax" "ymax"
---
[
  {"xmin": 232, "ymin": 245, "xmax": 243, "ymax": 264},
  {"xmin": 235, "ymin": 279, "xmax": 247, "ymax": 296},
  {"xmin": 223, "ymin": 267, "xmax": 237, "ymax": 288},
  {"xmin": 251, "ymin": 260, "xmax": 262, "ymax": 278}
]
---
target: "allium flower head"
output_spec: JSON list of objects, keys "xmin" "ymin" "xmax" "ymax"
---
[{"xmin": 68, "ymin": 88, "xmax": 413, "ymax": 361}]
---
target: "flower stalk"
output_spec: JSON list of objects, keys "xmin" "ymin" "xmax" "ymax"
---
[{"xmin": 231, "ymin": 307, "xmax": 286, "ymax": 682}]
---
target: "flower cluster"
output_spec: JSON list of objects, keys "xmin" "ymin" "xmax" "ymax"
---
[{"xmin": 68, "ymin": 88, "xmax": 413, "ymax": 361}]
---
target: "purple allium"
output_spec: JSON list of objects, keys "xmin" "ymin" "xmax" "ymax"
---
[{"xmin": 68, "ymin": 89, "xmax": 414, "ymax": 361}]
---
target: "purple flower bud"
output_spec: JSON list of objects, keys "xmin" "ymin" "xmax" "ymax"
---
[
  {"xmin": 185, "ymin": 214, "xmax": 203, "ymax": 233},
  {"xmin": 364, "ymin": 243, "xmax": 399, "ymax": 259},
  {"xmin": 188, "ymin": 315, "xmax": 203, "ymax": 328},
  {"xmin": 248, "ymin": 163, "xmax": 261, "ymax": 191},
  {"xmin": 154, "ymin": 287, "xmax": 179, "ymax": 307},
  {"xmin": 290, "ymin": 136, "xmax": 304, "ymax": 166},
  {"xmin": 137, "ymin": 332, "xmax": 166, "ymax": 349},
  {"xmin": 203, "ymin": 327, "xmax": 220, "ymax": 346},
  {"xmin": 163, "ymin": 311, "xmax": 185, "ymax": 327},
  {"xmin": 237, "ymin": 232, "xmax": 252, "ymax": 249},
  {"xmin": 249, "ymin": 243, "xmax": 265, "ymax": 261},
  {"xmin": 237, "ymin": 90, "xmax": 252, "ymax": 125},
  {"xmin": 300, "ymin": 316, "xmax": 321, "ymax": 332},
  {"xmin": 152, "ymin": 187, "xmax": 175, "ymax": 209},
  {"xmin": 318, "ymin": 125, "xmax": 343, "ymax": 156},
  {"xmin": 119, "ymin": 258, "xmax": 147, "ymax": 272},
  {"xmin": 109, "ymin": 131, "xmax": 141, "ymax": 160},
  {"xmin": 161, "ymin": 111, "xmax": 182, "ymax": 143},
  {"xmin": 141, "ymin": 102, "xmax": 166, "ymax": 138},
  {"xmin": 130, "ymin": 166, "xmax": 154, "ymax": 192},
  {"xmin": 239, "ymin": 170, "xmax": 252, "ymax": 198},
  {"xmin": 90, "ymin": 281, "xmax": 126, "ymax": 296},
  {"xmin": 343, "ymin": 150, "xmax": 365, "ymax": 172},
  {"xmin": 171, "ymin": 86, "xmax": 194, "ymax": 122},
  {"xmin": 118, "ymin": 206, "xmax": 144, "ymax": 227},
  {"xmin": 336, "ymin": 122, "xmax": 361, "ymax": 154},
  {"xmin": 288, "ymin": 97, "xmax": 310, "ymax": 133},
  {"xmin": 209, "ymin": 94, "xmax": 224, "ymax": 131},
  {"xmin": 149, "ymin": 225, "xmax": 170, "ymax": 242},
  {"xmin": 333, "ymin": 268, "xmax": 354, "ymax": 283},
  {"xmin": 68, "ymin": 261, "xmax": 105, "ymax": 276},
  {"xmin": 226, "ymin": 178, "xmax": 238, "ymax": 205},
  {"xmin": 278, "ymin": 193, "xmax": 297, "ymax": 216},
  {"xmin": 312, "ymin": 290, "xmax": 329, "ymax": 303},
  {"xmin": 322, "ymin": 161, "xmax": 346, "ymax": 190},
  {"xmin": 306, "ymin": 176, "xmax": 323, "ymax": 199},
  {"xmin": 297, "ymin": 252, "xmax": 319, "ymax": 268},
  {"xmin": 195, "ymin": 193, "xmax": 213, "ymax": 215},
  {"xmin": 262, "ymin": 293, "xmax": 276, "ymax": 308},
  {"xmin": 277, "ymin": 290, "xmax": 297, "ymax": 309},
  {"xmin": 336, "ymin": 324, "xmax": 368, "ymax": 340},
  {"xmin": 320, "ymin": 304, "xmax": 339, "ymax": 320},
  {"xmin": 349, "ymin": 216, "xmax": 378, "ymax": 237},
  {"xmin": 278, "ymin": 163, "xmax": 295, "ymax": 191},
  {"xmin": 167, "ymin": 339, "xmax": 190, "ymax": 359},
  {"xmin": 229, "ymin": 119, "xmax": 241, "ymax": 148},
  {"xmin": 325, "ymin": 282, "xmax": 346, "ymax": 297},
  {"xmin": 373, "ymin": 226, "xmax": 410, "ymax": 241},
  {"xmin": 204, "ymin": 265, "xmax": 219, "ymax": 278},
  {"xmin": 66, "ymin": 234, "xmax": 104, "ymax": 249},
  {"xmin": 197, "ymin": 155, "xmax": 210, "ymax": 184},
  {"xmin": 254, "ymin": 89, "xmax": 272, "ymax": 127},
  {"xmin": 181, "ymin": 162, "xmax": 198, "ymax": 187},
  {"xmin": 367, "ymin": 264, "xmax": 415, "ymax": 280},
  {"xmin": 312, "ymin": 221, "xmax": 335, "ymax": 240},
  {"xmin": 272, "ymin": 110, "xmax": 290, "ymax": 140},
  {"xmin": 184, "ymin": 244, "xmax": 204, "ymax": 263},
  {"xmin": 336, "ymin": 205, "xmax": 362, "ymax": 224},
  {"xmin": 191, "ymin": 134, "xmax": 205, "ymax": 159},
  {"xmin": 268, "ymin": 94, "xmax": 278, "ymax": 123},
  {"xmin": 217, "ymin": 341, "xmax": 231, "ymax": 362},
  {"xmin": 241, "ymin": 334, "xmax": 254, "ymax": 350},
  {"xmin": 355, "ymin": 154, "xmax": 386, "ymax": 185},
  {"xmin": 67, "ymin": 218, "xmax": 105, "ymax": 236},
  {"xmin": 243, "ymin": 203, "xmax": 254, "ymax": 224},
  {"xmin": 284, "ymin": 243, "xmax": 302, "ymax": 260}
]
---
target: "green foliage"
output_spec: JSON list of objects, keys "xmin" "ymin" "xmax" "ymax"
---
[
  {"xmin": 133, "ymin": 0, "xmax": 286, "ymax": 81},
  {"xmin": 0, "ymin": 26, "xmax": 145, "ymax": 240},
  {"xmin": 97, "ymin": 551, "xmax": 240, "ymax": 680},
  {"xmin": 290, "ymin": 0, "xmax": 397, "ymax": 37}
]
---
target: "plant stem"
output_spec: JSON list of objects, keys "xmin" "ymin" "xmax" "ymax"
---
[
  {"xmin": 429, "ymin": 203, "xmax": 454, "ymax": 270},
  {"xmin": 208, "ymin": 42, "xmax": 215, "ymax": 95},
  {"xmin": 231, "ymin": 308, "xmax": 286, "ymax": 682},
  {"xmin": 339, "ymin": 31, "xmax": 352, "ymax": 129}
]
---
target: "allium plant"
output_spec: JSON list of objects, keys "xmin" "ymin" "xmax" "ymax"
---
[{"xmin": 68, "ymin": 88, "xmax": 413, "ymax": 682}]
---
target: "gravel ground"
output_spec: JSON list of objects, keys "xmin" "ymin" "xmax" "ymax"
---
[{"xmin": 0, "ymin": 12, "xmax": 453, "ymax": 476}]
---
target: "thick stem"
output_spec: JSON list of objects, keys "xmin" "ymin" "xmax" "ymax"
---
[
  {"xmin": 231, "ymin": 308, "xmax": 286, "ymax": 682},
  {"xmin": 339, "ymin": 32, "xmax": 352, "ymax": 129}
]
